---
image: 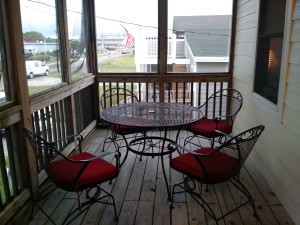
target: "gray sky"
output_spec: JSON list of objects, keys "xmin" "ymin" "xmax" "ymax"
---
[
  {"xmin": 20, "ymin": 0, "xmax": 233, "ymax": 38},
  {"xmin": 95, "ymin": 0, "xmax": 233, "ymax": 37},
  {"xmin": 20, "ymin": 0, "xmax": 57, "ymax": 38}
]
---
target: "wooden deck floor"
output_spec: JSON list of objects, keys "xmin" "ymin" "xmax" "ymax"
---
[{"xmin": 28, "ymin": 129, "xmax": 295, "ymax": 225}]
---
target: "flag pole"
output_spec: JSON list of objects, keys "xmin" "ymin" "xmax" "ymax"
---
[{"xmin": 120, "ymin": 24, "xmax": 128, "ymax": 33}]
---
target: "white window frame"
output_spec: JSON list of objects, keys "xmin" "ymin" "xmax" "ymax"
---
[{"xmin": 251, "ymin": 0, "xmax": 293, "ymax": 120}]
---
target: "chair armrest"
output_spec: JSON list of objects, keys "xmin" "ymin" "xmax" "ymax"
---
[
  {"xmin": 68, "ymin": 151, "xmax": 119, "ymax": 163},
  {"xmin": 213, "ymin": 130, "xmax": 234, "ymax": 138},
  {"xmin": 50, "ymin": 134, "xmax": 83, "ymax": 152},
  {"xmin": 50, "ymin": 134, "xmax": 83, "ymax": 142},
  {"xmin": 215, "ymin": 111, "xmax": 238, "ymax": 121},
  {"xmin": 167, "ymin": 143, "xmax": 211, "ymax": 156},
  {"xmin": 213, "ymin": 129, "xmax": 234, "ymax": 145}
]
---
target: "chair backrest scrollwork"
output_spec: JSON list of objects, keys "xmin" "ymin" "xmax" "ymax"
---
[
  {"xmin": 100, "ymin": 87, "xmax": 139, "ymax": 110},
  {"xmin": 202, "ymin": 88, "xmax": 243, "ymax": 125},
  {"xmin": 22, "ymin": 127, "xmax": 64, "ymax": 171},
  {"xmin": 217, "ymin": 125, "xmax": 265, "ymax": 165}
]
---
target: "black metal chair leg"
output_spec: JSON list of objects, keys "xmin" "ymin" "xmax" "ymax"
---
[
  {"xmin": 33, "ymin": 202, "xmax": 58, "ymax": 225},
  {"xmin": 29, "ymin": 184, "xmax": 58, "ymax": 225}
]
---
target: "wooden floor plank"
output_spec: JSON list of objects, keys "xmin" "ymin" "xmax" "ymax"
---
[
  {"xmin": 183, "ymin": 186, "xmax": 207, "ymax": 225},
  {"xmin": 98, "ymin": 148, "xmax": 136, "ymax": 225},
  {"xmin": 170, "ymin": 167, "xmax": 186, "ymax": 203},
  {"xmin": 140, "ymin": 156, "xmax": 158, "ymax": 202},
  {"xmin": 27, "ymin": 129, "xmax": 295, "ymax": 225},
  {"xmin": 124, "ymin": 155, "xmax": 147, "ymax": 201},
  {"xmin": 206, "ymin": 204, "xmax": 225, "ymax": 225},
  {"xmin": 171, "ymin": 203, "xmax": 189, "ymax": 225},
  {"xmin": 228, "ymin": 168, "xmax": 278, "ymax": 225},
  {"xmin": 135, "ymin": 201, "xmax": 154, "ymax": 225},
  {"xmin": 153, "ymin": 157, "xmax": 170, "ymax": 225},
  {"xmin": 153, "ymin": 202, "xmax": 170, "ymax": 225},
  {"xmin": 214, "ymin": 182, "xmax": 244, "ymax": 225},
  {"xmin": 117, "ymin": 200, "xmax": 138, "ymax": 225},
  {"xmin": 45, "ymin": 198, "xmax": 76, "ymax": 225},
  {"xmin": 270, "ymin": 205, "xmax": 296, "ymax": 225},
  {"xmin": 75, "ymin": 187, "xmax": 114, "ymax": 225},
  {"xmin": 244, "ymin": 160, "xmax": 281, "ymax": 206},
  {"xmin": 30, "ymin": 188, "xmax": 67, "ymax": 225}
]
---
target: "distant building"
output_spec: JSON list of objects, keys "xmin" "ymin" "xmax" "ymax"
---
[
  {"xmin": 173, "ymin": 15, "xmax": 231, "ymax": 73},
  {"xmin": 135, "ymin": 15, "xmax": 232, "ymax": 103},
  {"xmin": 24, "ymin": 41, "xmax": 58, "ymax": 54},
  {"xmin": 97, "ymin": 33, "xmax": 126, "ymax": 51}
]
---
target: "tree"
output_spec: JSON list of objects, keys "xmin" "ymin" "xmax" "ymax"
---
[
  {"xmin": 23, "ymin": 31, "xmax": 45, "ymax": 41},
  {"xmin": 69, "ymin": 40, "xmax": 81, "ymax": 58}
]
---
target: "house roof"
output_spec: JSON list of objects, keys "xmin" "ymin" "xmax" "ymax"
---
[{"xmin": 173, "ymin": 15, "xmax": 232, "ymax": 57}]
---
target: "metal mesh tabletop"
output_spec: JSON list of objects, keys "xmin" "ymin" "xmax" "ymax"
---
[{"xmin": 101, "ymin": 102, "xmax": 203, "ymax": 129}]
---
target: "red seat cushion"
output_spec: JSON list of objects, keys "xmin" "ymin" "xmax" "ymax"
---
[
  {"xmin": 171, "ymin": 148, "xmax": 240, "ymax": 184},
  {"xmin": 46, "ymin": 152, "xmax": 117, "ymax": 191},
  {"xmin": 186, "ymin": 118, "xmax": 232, "ymax": 137}
]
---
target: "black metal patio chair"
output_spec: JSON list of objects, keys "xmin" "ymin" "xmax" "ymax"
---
[
  {"xmin": 22, "ymin": 127, "xmax": 120, "ymax": 225},
  {"xmin": 100, "ymin": 87, "xmax": 151, "ymax": 163},
  {"xmin": 169, "ymin": 125, "xmax": 265, "ymax": 224},
  {"xmin": 184, "ymin": 88, "xmax": 243, "ymax": 148}
]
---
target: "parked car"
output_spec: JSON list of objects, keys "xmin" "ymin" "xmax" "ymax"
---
[
  {"xmin": 121, "ymin": 48, "xmax": 130, "ymax": 54},
  {"xmin": 24, "ymin": 49, "xmax": 33, "ymax": 58},
  {"xmin": 25, "ymin": 61, "xmax": 50, "ymax": 79}
]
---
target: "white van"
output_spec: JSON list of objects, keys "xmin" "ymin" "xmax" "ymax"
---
[{"xmin": 25, "ymin": 61, "xmax": 50, "ymax": 79}]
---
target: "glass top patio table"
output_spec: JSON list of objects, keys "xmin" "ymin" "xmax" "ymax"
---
[
  {"xmin": 100, "ymin": 102, "xmax": 203, "ymax": 129},
  {"xmin": 101, "ymin": 102, "xmax": 203, "ymax": 199}
]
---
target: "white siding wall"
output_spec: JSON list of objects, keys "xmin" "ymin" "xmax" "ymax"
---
[
  {"xmin": 233, "ymin": 0, "xmax": 300, "ymax": 224},
  {"xmin": 196, "ymin": 62, "xmax": 229, "ymax": 72}
]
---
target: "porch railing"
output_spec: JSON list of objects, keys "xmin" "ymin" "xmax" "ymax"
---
[{"xmin": 97, "ymin": 74, "xmax": 230, "ymax": 121}]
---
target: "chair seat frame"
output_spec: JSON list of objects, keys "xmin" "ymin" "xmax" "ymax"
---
[{"xmin": 171, "ymin": 176, "xmax": 257, "ymax": 224}]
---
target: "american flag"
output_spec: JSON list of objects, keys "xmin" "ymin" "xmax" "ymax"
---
[
  {"xmin": 125, "ymin": 32, "xmax": 135, "ymax": 48},
  {"xmin": 121, "ymin": 24, "xmax": 134, "ymax": 48}
]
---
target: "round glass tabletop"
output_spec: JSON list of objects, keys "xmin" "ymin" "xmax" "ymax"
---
[{"xmin": 101, "ymin": 102, "xmax": 203, "ymax": 129}]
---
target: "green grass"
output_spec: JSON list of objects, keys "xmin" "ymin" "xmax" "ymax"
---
[
  {"xmin": 28, "ymin": 85, "xmax": 50, "ymax": 94},
  {"xmin": 101, "ymin": 54, "xmax": 134, "ymax": 66},
  {"xmin": 50, "ymin": 72, "xmax": 61, "ymax": 78},
  {"xmin": 99, "ymin": 55, "xmax": 135, "ymax": 72}
]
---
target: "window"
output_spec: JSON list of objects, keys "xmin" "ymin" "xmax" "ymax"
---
[
  {"xmin": 66, "ymin": 0, "xmax": 88, "ymax": 79},
  {"xmin": 95, "ymin": 0, "xmax": 158, "ymax": 73},
  {"xmin": 254, "ymin": 0, "xmax": 287, "ymax": 105},
  {"xmin": 95, "ymin": 0, "xmax": 233, "ymax": 74},
  {"xmin": 20, "ymin": 0, "xmax": 62, "ymax": 95}
]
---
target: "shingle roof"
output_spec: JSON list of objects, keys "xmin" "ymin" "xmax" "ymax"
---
[{"xmin": 173, "ymin": 15, "xmax": 231, "ymax": 57}]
